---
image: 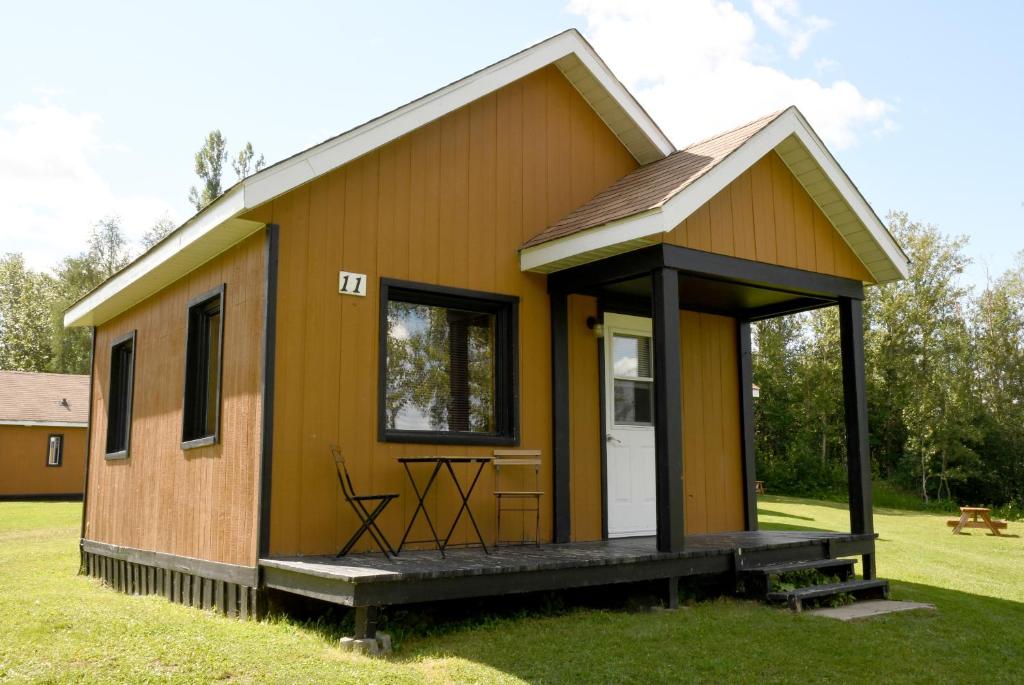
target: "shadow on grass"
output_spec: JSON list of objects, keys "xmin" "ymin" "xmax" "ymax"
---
[
  {"xmin": 268, "ymin": 575, "xmax": 731, "ymax": 648},
  {"xmin": 269, "ymin": 578, "xmax": 1024, "ymax": 682},
  {"xmin": 758, "ymin": 521, "xmax": 836, "ymax": 533},
  {"xmin": 757, "ymin": 508, "xmax": 815, "ymax": 521},
  {"xmin": 395, "ymin": 580, "xmax": 1024, "ymax": 682}
]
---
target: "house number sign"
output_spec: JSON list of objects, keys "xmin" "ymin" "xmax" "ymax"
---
[{"xmin": 338, "ymin": 271, "xmax": 367, "ymax": 296}]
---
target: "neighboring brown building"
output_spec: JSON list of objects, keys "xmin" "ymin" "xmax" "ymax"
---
[
  {"xmin": 0, "ymin": 370, "xmax": 89, "ymax": 499},
  {"xmin": 65, "ymin": 30, "xmax": 907, "ymax": 630}
]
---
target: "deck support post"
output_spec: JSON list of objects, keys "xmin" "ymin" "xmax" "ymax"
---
[
  {"xmin": 738, "ymin": 320, "xmax": 758, "ymax": 531},
  {"xmin": 665, "ymin": 576, "xmax": 679, "ymax": 609},
  {"xmin": 550, "ymin": 289, "xmax": 572, "ymax": 544},
  {"xmin": 651, "ymin": 267, "xmax": 685, "ymax": 553},
  {"xmin": 839, "ymin": 298, "xmax": 875, "ymax": 579},
  {"xmin": 354, "ymin": 605, "xmax": 379, "ymax": 640}
]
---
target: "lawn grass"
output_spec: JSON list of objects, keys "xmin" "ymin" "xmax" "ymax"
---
[{"xmin": 1, "ymin": 497, "xmax": 1022, "ymax": 683}]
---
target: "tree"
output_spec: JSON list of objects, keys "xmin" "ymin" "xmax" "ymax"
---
[
  {"xmin": 866, "ymin": 212, "xmax": 977, "ymax": 502},
  {"xmin": 0, "ymin": 253, "xmax": 56, "ymax": 371},
  {"xmin": 141, "ymin": 214, "xmax": 177, "ymax": 250},
  {"xmin": 48, "ymin": 217, "xmax": 133, "ymax": 374},
  {"xmin": 231, "ymin": 142, "xmax": 265, "ymax": 180},
  {"xmin": 188, "ymin": 130, "xmax": 229, "ymax": 211},
  {"xmin": 188, "ymin": 132, "xmax": 267, "ymax": 212},
  {"xmin": 972, "ymin": 254, "xmax": 1024, "ymax": 504}
]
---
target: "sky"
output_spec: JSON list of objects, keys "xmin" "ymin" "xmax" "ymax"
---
[{"xmin": 2, "ymin": 0, "xmax": 1021, "ymax": 289}]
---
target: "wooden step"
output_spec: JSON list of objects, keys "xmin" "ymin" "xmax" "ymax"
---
[
  {"xmin": 742, "ymin": 557, "xmax": 857, "ymax": 578},
  {"xmin": 767, "ymin": 578, "xmax": 889, "ymax": 612}
]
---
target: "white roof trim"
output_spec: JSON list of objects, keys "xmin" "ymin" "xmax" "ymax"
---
[
  {"xmin": 0, "ymin": 420, "xmax": 88, "ymax": 428},
  {"xmin": 65, "ymin": 29, "xmax": 673, "ymax": 328},
  {"xmin": 520, "ymin": 107, "xmax": 910, "ymax": 282}
]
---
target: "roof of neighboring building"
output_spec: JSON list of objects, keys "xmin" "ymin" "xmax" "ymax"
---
[
  {"xmin": 0, "ymin": 370, "xmax": 89, "ymax": 426},
  {"xmin": 523, "ymin": 111, "xmax": 784, "ymax": 249}
]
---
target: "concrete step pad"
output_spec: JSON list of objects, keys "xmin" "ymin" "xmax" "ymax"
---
[{"xmin": 807, "ymin": 599, "xmax": 936, "ymax": 621}]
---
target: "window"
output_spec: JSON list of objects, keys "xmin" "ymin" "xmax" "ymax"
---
[
  {"xmin": 46, "ymin": 434, "xmax": 64, "ymax": 467},
  {"xmin": 105, "ymin": 331, "xmax": 136, "ymax": 458},
  {"xmin": 379, "ymin": 279, "xmax": 518, "ymax": 444},
  {"xmin": 612, "ymin": 333, "xmax": 654, "ymax": 426},
  {"xmin": 182, "ymin": 285, "xmax": 225, "ymax": 448}
]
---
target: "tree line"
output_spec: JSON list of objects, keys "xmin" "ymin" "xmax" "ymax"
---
[
  {"xmin": 754, "ymin": 212, "xmax": 1024, "ymax": 509},
  {"xmin": 0, "ymin": 131, "xmax": 262, "ymax": 374}
]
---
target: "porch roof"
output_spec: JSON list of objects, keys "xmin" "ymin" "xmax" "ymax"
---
[{"xmin": 519, "ymin": 107, "xmax": 910, "ymax": 284}]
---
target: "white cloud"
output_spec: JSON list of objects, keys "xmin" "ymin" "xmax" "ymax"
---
[
  {"xmin": 0, "ymin": 102, "xmax": 178, "ymax": 271},
  {"xmin": 567, "ymin": 0, "xmax": 893, "ymax": 150},
  {"xmin": 751, "ymin": 0, "xmax": 831, "ymax": 58}
]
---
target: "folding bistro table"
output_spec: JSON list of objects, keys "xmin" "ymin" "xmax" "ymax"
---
[{"xmin": 396, "ymin": 456, "xmax": 493, "ymax": 556}]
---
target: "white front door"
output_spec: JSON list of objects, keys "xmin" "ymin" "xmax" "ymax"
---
[{"xmin": 604, "ymin": 313, "xmax": 657, "ymax": 538}]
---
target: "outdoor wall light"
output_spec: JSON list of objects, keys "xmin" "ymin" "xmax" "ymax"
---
[{"xmin": 586, "ymin": 316, "xmax": 604, "ymax": 338}]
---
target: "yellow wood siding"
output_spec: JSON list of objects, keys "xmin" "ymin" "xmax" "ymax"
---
[
  {"xmin": 84, "ymin": 233, "xmax": 265, "ymax": 566},
  {"xmin": 267, "ymin": 65, "xmax": 638, "ymax": 555},
  {"xmin": 663, "ymin": 152, "xmax": 875, "ymax": 283},
  {"xmin": 680, "ymin": 311, "xmax": 745, "ymax": 533},
  {"xmin": 0, "ymin": 425, "xmax": 86, "ymax": 496}
]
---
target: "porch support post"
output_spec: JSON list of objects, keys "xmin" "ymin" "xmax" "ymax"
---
[
  {"xmin": 550, "ymin": 289, "xmax": 571, "ymax": 544},
  {"xmin": 738, "ymin": 320, "xmax": 758, "ymax": 531},
  {"xmin": 651, "ymin": 267, "xmax": 685, "ymax": 553},
  {"xmin": 839, "ymin": 297, "xmax": 875, "ymax": 579}
]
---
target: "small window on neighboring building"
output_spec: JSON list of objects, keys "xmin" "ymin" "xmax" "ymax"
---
[
  {"xmin": 379, "ymin": 279, "xmax": 518, "ymax": 444},
  {"xmin": 46, "ymin": 434, "xmax": 64, "ymax": 467},
  {"xmin": 106, "ymin": 331, "xmax": 136, "ymax": 459},
  {"xmin": 182, "ymin": 285, "xmax": 225, "ymax": 448}
]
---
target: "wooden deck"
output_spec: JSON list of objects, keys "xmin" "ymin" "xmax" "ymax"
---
[{"xmin": 261, "ymin": 531, "xmax": 876, "ymax": 608}]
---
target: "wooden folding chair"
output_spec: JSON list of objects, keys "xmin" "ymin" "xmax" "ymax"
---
[
  {"xmin": 329, "ymin": 445, "xmax": 398, "ymax": 557},
  {"xmin": 493, "ymin": 449, "xmax": 543, "ymax": 546}
]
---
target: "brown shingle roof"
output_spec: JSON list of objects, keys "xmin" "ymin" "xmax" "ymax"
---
[
  {"xmin": 0, "ymin": 370, "xmax": 89, "ymax": 424},
  {"xmin": 522, "ymin": 110, "xmax": 786, "ymax": 249}
]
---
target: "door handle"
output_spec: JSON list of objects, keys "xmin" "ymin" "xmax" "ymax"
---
[{"xmin": 606, "ymin": 435, "xmax": 622, "ymax": 445}]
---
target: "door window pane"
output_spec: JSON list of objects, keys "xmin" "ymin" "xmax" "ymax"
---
[
  {"xmin": 614, "ymin": 379, "xmax": 653, "ymax": 425},
  {"xmin": 612, "ymin": 334, "xmax": 652, "ymax": 378}
]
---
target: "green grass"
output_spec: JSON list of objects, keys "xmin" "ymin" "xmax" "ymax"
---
[{"xmin": 1, "ymin": 498, "xmax": 1022, "ymax": 683}]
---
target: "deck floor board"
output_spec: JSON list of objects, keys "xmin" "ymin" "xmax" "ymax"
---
[{"xmin": 260, "ymin": 531, "xmax": 870, "ymax": 584}]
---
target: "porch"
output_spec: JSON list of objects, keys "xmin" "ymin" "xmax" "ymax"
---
[
  {"xmin": 548, "ymin": 242, "xmax": 876, "ymax": 577},
  {"xmin": 260, "ymin": 530, "xmax": 876, "ymax": 609}
]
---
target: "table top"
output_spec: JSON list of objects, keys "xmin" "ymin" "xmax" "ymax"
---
[
  {"xmin": 398, "ymin": 456, "xmax": 493, "ymax": 464},
  {"xmin": 960, "ymin": 506, "xmax": 990, "ymax": 513}
]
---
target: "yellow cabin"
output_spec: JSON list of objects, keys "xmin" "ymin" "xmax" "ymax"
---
[{"xmin": 65, "ymin": 30, "xmax": 908, "ymax": 632}]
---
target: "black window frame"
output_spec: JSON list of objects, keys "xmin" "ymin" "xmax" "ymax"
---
[
  {"xmin": 46, "ymin": 433, "xmax": 64, "ymax": 467},
  {"xmin": 105, "ymin": 330, "xmax": 136, "ymax": 460},
  {"xmin": 378, "ymin": 278, "xmax": 519, "ymax": 446},
  {"xmin": 181, "ymin": 284, "xmax": 226, "ymax": 449}
]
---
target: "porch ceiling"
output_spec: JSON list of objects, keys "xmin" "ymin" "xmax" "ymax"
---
[
  {"xmin": 549, "ymin": 243, "xmax": 858, "ymax": 321},
  {"xmin": 600, "ymin": 273, "xmax": 833, "ymax": 320}
]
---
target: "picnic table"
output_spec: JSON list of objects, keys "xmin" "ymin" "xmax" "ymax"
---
[{"xmin": 947, "ymin": 506, "xmax": 1008, "ymax": 536}]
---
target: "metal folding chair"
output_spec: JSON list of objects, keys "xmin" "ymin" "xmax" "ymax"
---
[
  {"xmin": 493, "ymin": 449, "xmax": 543, "ymax": 547},
  {"xmin": 329, "ymin": 445, "xmax": 398, "ymax": 557}
]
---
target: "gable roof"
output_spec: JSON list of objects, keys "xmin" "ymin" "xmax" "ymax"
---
[
  {"xmin": 519, "ymin": 107, "xmax": 910, "ymax": 283},
  {"xmin": 523, "ymin": 110, "xmax": 784, "ymax": 249},
  {"xmin": 64, "ymin": 29, "xmax": 673, "ymax": 328},
  {"xmin": 0, "ymin": 371, "xmax": 89, "ymax": 426}
]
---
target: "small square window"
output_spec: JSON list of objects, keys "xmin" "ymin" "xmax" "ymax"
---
[
  {"xmin": 46, "ymin": 434, "xmax": 64, "ymax": 467},
  {"xmin": 379, "ymin": 279, "xmax": 518, "ymax": 445},
  {"xmin": 182, "ymin": 285, "xmax": 225, "ymax": 448},
  {"xmin": 105, "ymin": 331, "xmax": 136, "ymax": 458}
]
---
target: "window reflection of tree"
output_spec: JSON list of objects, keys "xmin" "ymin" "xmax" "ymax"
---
[{"xmin": 386, "ymin": 301, "xmax": 496, "ymax": 433}]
